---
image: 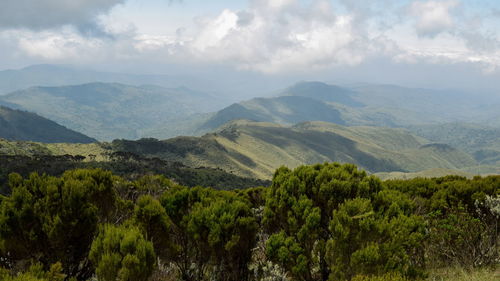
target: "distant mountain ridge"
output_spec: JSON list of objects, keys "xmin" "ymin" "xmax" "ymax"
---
[
  {"xmin": 0, "ymin": 106, "xmax": 96, "ymax": 143},
  {"xmin": 280, "ymin": 81, "xmax": 364, "ymax": 107},
  {"xmin": 0, "ymin": 64, "xmax": 211, "ymax": 95},
  {"xmin": 199, "ymin": 81, "xmax": 500, "ymax": 132},
  {"xmin": 0, "ymin": 82, "xmax": 228, "ymax": 140}
]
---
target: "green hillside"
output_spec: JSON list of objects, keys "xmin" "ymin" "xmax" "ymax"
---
[
  {"xmin": 0, "ymin": 82, "xmax": 226, "ymax": 140},
  {"xmin": 113, "ymin": 121, "xmax": 483, "ymax": 179},
  {"xmin": 0, "ymin": 106, "xmax": 96, "ymax": 143}
]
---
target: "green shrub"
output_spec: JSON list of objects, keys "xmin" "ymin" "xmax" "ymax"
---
[
  {"xmin": 89, "ymin": 224, "xmax": 156, "ymax": 281},
  {"xmin": 0, "ymin": 169, "xmax": 117, "ymax": 279}
]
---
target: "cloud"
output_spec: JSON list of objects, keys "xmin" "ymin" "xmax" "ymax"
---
[
  {"xmin": 178, "ymin": 0, "xmax": 381, "ymax": 73},
  {"xmin": 0, "ymin": 0, "xmax": 125, "ymax": 30},
  {"xmin": 3, "ymin": 0, "xmax": 500, "ymax": 78},
  {"xmin": 410, "ymin": 0, "xmax": 459, "ymax": 37}
]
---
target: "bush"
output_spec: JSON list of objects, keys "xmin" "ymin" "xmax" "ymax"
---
[
  {"xmin": 0, "ymin": 169, "xmax": 117, "ymax": 279},
  {"xmin": 89, "ymin": 224, "xmax": 156, "ymax": 281}
]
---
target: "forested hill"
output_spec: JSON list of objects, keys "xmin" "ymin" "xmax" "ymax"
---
[{"xmin": 0, "ymin": 105, "xmax": 96, "ymax": 143}]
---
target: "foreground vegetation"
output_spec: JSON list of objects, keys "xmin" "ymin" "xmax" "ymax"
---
[{"xmin": 0, "ymin": 163, "xmax": 498, "ymax": 281}]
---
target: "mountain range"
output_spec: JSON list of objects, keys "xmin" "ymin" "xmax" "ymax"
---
[{"xmin": 0, "ymin": 65, "xmax": 498, "ymax": 180}]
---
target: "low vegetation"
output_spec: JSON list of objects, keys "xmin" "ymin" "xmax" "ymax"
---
[{"xmin": 0, "ymin": 162, "xmax": 497, "ymax": 280}]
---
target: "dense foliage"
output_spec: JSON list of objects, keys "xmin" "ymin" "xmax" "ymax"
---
[
  {"xmin": 0, "ymin": 163, "xmax": 498, "ymax": 281},
  {"xmin": 0, "ymin": 153, "xmax": 270, "ymax": 195}
]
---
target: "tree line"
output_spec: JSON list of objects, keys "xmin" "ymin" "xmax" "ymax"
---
[{"xmin": 0, "ymin": 163, "xmax": 498, "ymax": 281}]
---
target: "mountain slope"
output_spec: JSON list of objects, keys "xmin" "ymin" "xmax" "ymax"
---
[
  {"xmin": 112, "ymin": 121, "xmax": 479, "ymax": 179},
  {"xmin": 201, "ymin": 96, "xmax": 345, "ymax": 130},
  {"xmin": 0, "ymin": 82, "xmax": 226, "ymax": 140},
  {"xmin": 199, "ymin": 81, "xmax": 368, "ymax": 131},
  {"xmin": 0, "ymin": 106, "xmax": 96, "ymax": 143}
]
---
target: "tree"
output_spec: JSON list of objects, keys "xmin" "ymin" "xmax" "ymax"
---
[
  {"xmin": 160, "ymin": 186, "xmax": 258, "ymax": 281},
  {"xmin": 0, "ymin": 169, "xmax": 117, "ymax": 280},
  {"xmin": 264, "ymin": 163, "xmax": 382, "ymax": 281},
  {"xmin": 89, "ymin": 224, "xmax": 155, "ymax": 281},
  {"xmin": 132, "ymin": 195, "xmax": 172, "ymax": 260},
  {"xmin": 327, "ymin": 197, "xmax": 425, "ymax": 280},
  {"xmin": 188, "ymin": 191, "xmax": 258, "ymax": 281}
]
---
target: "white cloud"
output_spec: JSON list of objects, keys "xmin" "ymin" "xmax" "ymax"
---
[
  {"xmin": 179, "ymin": 1, "xmax": 377, "ymax": 73},
  {"xmin": 2, "ymin": 0, "xmax": 500, "ymax": 77},
  {"xmin": 410, "ymin": 0, "xmax": 459, "ymax": 37},
  {"xmin": 13, "ymin": 29, "xmax": 106, "ymax": 61}
]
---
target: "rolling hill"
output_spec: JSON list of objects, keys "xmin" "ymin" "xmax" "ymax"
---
[
  {"xmin": 0, "ymin": 106, "xmax": 96, "ymax": 143},
  {"xmin": 0, "ymin": 82, "xmax": 227, "ymax": 140},
  {"xmin": 0, "ymin": 119, "xmax": 490, "ymax": 181},
  {"xmin": 111, "ymin": 120, "xmax": 480, "ymax": 179}
]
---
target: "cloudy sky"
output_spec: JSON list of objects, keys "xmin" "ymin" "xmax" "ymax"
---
[{"xmin": 2, "ymin": 0, "xmax": 500, "ymax": 91}]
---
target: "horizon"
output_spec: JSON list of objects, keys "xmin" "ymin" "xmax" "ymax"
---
[{"xmin": 1, "ymin": 0, "xmax": 500, "ymax": 93}]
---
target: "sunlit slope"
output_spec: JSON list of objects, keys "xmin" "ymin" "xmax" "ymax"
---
[{"xmin": 113, "ymin": 121, "xmax": 480, "ymax": 179}]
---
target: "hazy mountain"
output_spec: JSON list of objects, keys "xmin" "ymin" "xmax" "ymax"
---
[
  {"xmin": 408, "ymin": 123, "xmax": 500, "ymax": 165},
  {"xmin": 0, "ymin": 64, "xmax": 216, "ymax": 95},
  {"xmin": 348, "ymin": 84, "xmax": 500, "ymax": 125},
  {"xmin": 0, "ymin": 106, "xmax": 95, "ymax": 143},
  {"xmin": 0, "ymin": 64, "xmax": 296, "ymax": 101},
  {"xmin": 0, "ymin": 82, "xmax": 227, "ymax": 140},
  {"xmin": 198, "ymin": 81, "xmax": 412, "ymax": 131},
  {"xmin": 200, "ymin": 81, "xmax": 500, "ymax": 133},
  {"xmin": 280, "ymin": 81, "xmax": 364, "ymax": 107},
  {"xmin": 111, "ymin": 120, "xmax": 479, "ymax": 179},
  {"xmin": 201, "ymin": 95, "xmax": 346, "ymax": 131}
]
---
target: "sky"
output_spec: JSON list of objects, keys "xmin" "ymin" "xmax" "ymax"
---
[{"xmin": 2, "ymin": 0, "xmax": 500, "ymax": 92}]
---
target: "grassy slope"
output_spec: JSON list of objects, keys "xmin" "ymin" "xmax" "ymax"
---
[
  {"xmin": 112, "ymin": 121, "xmax": 484, "ymax": 179},
  {"xmin": 0, "ymin": 106, "xmax": 96, "ymax": 143},
  {"xmin": 1, "ymin": 120, "xmax": 493, "ymax": 181}
]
